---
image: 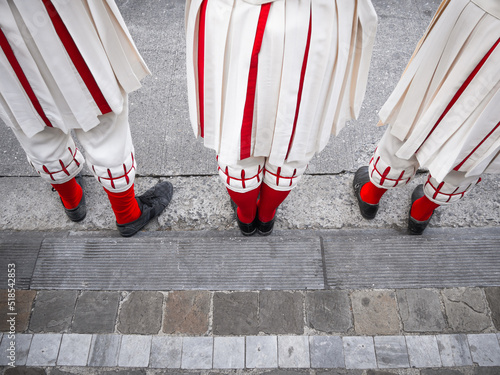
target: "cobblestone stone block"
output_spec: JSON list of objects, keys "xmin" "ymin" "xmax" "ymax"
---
[
  {"xmin": 213, "ymin": 292, "xmax": 259, "ymax": 335},
  {"xmin": 213, "ymin": 336, "xmax": 245, "ymax": 369},
  {"xmin": 468, "ymin": 333, "xmax": 500, "ymax": 366},
  {"xmin": 9, "ymin": 334, "xmax": 32, "ymax": 366},
  {"xmin": 246, "ymin": 335, "xmax": 278, "ymax": 368},
  {"xmin": 309, "ymin": 336, "xmax": 345, "ymax": 369},
  {"xmin": 88, "ymin": 334, "xmax": 121, "ymax": 367},
  {"xmin": 150, "ymin": 336, "xmax": 182, "ymax": 368},
  {"xmin": 397, "ymin": 289, "xmax": 446, "ymax": 332},
  {"xmin": 442, "ymin": 288, "xmax": 492, "ymax": 332},
  {"xmin": 4, "ymin": 368, "xmax": 47, "ymax": 375},
  {"xmin": 0, "ymin": 290, "xmax": 36, "ymax": 332},
  {"xmin": 56, "ymin": 334, "xmax": 92, "ymax": 366},
  {"xmin": 29, "ymin": 291, "xmax": 77, "ymax": 333},
  {"xmin": 374, "ymin": 336, "xmax": 409, "ymax": 368},
  {"xmin": 118, "ymin": 335, "xmax": 152, "ymax": 367},
  {"xmin": 26, "ymin": 333, "xmax": 61, "ymax": 366},
  {"xmin": 72, "ymin": 291, "xmax": 121, "ymax": 333},
  {"xmin": 420, "ymin": 369, "xmax": 466, "ymax": 375},
  {"xmin": 351, "ymin": 290, "xmax": 399, "ymax": 335},
  {"xmin": 343, "ymin": 336, "xmax": 376, "ymax": 369},
  {"xmin": 181, "ymin": 337, "xmax": 213, "ymax": 369},
  {"xmin": 163, "ymin": 291, "xmax": 210, "ymax": 335},
  {"xmin": 278, "ymin": 336, "xmax": 310, "ymax": 368},
  {"xmin": 306, "ymin": 291, "xmax": 352, "ymax": 333},
  {"xmin": 117, "ymin": 291, "xmax": 163, "ymax": 334},
  {"xmin": 260, "ymin": 291, "xmax": 303, "ymax": 334},
  {"xmin": 436, "ymin": 334, "xmax": 473, "ymax": 367},
  {"xmin": 485, "ymin": 287, "xmax": 500, "ymax": 330},
  {"xmin": 406, "ymin": 335, "xmax": 441, "ymax": 368}
]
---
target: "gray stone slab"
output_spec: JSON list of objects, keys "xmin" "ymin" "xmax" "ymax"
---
[
  {"xmin": 278, "ymin": 336, "xmax": 310, "ymax": 369},
  {"xmin": 29, "ymin": 290, "xmax": 78, "ymax": 333},
  {"xmin": 374, "ymin": 336, "xmax": 409, "ymax": 369},
  {"xmin": 0, "ymin": 333, "xmax": 11, "ymax": 366},
  {"xmin": 0, "ymin": 334, "xmax": 32, "ymax": 366},
  {"xmin": 117, "ymin": 292, "xmax": 163, "ymax": 334},
  {"xmin": 442, "ymin": 288, "xmax": 492, "ymax": 332},
  {"xmin": 26, "ymin": 333, "xmax": 62, "ymax": 366},
  {"xmin": 468, "ymin": 334, "xmax": 500, "ymax": 366},
  {"xmin": 436, "ymin": 334, "xmax": 473, "ymax": 367},
  {"xmin": 72, "ymin": 291, "xmax": 121, "ymax": 333},
  {"xmin": 324, "ymin": 229, "xmax": 500, "ymax": 289},
  {"xmin": 351, "ymin": 290, "xmax": 400, "ymax": 335},
  {"xmin": 118, "ymin": 335, "xmax": 152, "ymax": 368},
  {"xmin": 246, "ymin": 336, "xmax": 278, "ymax": 369},
  {"xmin": 397, "ymin": 289, "xmax": 446, "ymax": 332},
  {"xmin": 213, "ymin": 292, "xmax": 259, "ymax": 335},
  {"xmin": 485, "ymin": 287, "xmax": 500, "ymax": 330},
  {"xmin": 181, "ymin": 337, "xmax": 213, "ymax": 370},
  {"xmin": 88, "ymin": 334, "xmax": 121, "ymax": 367},
  {"xmin": 306, "ymin": 291, "xmax": 352, "ymax": 334},
  {"xmin": 342, "ymin": 336, "xmax": 377, "ymax": 370},
  {"xmin": 213, "ymin": 337, "xmax": 245, "ymax": 369},
  {"xmin": 57, "ymin": 334, "xmax": 92, "ymax": 366},
  {"xmin": 150, "ymin": 336, "xmax": 182, "ymax": 369},
  {"xmin": 309, "ymin": 336, "xmax": 345, "ymax": 369},
  {"xmin": 31, "ymin": 237, "xmax": 323, "ymax": 290},
  {"xmin": 0, "ymin": 233, "xmax": 42, "ymax": 289},
  {"xmin": 163, "ymin": 291, "xmax": 210, "ymax": 335},
  {"xmin": 405, "ymin": 335, "xmax": 442, "ymax": 368},
  {"xmin": 260, "ymin": 291, "xmax": 304, "ymax": 335}
]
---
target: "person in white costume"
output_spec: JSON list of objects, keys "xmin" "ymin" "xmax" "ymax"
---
[
  {"xmin": 353, "ymin": 0, "xmax": 500, "ymax": 234},
  {"xmin": 186, "ymin": 0, "xmax": 378, "ymax": 235},
  {"xmin": 0, "ymin": 0, "xmax": 173, "ymax": 237}
]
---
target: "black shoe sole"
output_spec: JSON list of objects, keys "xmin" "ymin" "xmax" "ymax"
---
[{"xmin": 353, "ymin": 166, "xmax": 379, "ymax": 220}]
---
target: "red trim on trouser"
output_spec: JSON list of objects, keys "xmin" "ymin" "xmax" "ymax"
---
[
  {"xmin": 264, "ymin": 167, "xmax": 298, "ymax": 187},
  {"xmin": 417, "ymin": 37, "xmax": 500, "ymax": 153},
  {"xmin": 257, "ymin": 183, "xmax": 290, "ymax": 222},
  {"xmin": 42, "ymin": 0, "xmax": 112, "ymax": 115},
  {"xmin": 240, "ymin": 3, "xmax": 272, "ymax": 160},
  {"xmin": 454, "ymin": 120, "xmax": 500, "ymax": 171},
  {"xmin": 286, "ymin": 12, "xmax": 312, "ymax": 160},
  {"xmin": 218, "ymin": 164, "xmax": 263, "ymax": 186},
  {"xmin": 227, "ymin": 186, "xmax": 260, "ymax": 224},
  {"xmin": 197, "ymin": 0, "xmax": 208, "ymax": 138},
  {"xmin": 51, "ymin": 178, "xmax": 83, "ymax": 209},
  {"xmin": 104, "ymin": 184, "xmax": 141, "ymax": 225},
  {"xmin": 0, "ymin": 28, "xmax": 53, "ymax": 127}
]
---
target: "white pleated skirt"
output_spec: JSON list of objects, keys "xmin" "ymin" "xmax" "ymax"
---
[
  {"xmin": 186, "ymin": 0, "xmax": 378, "ymax": 167},
  {"xmin": 380, "ymin": 0, "xmax": 500, "ymax": 182},
  {"xmin": 0, "ymin": 0, "xmax": 150, "ymax": 138}
]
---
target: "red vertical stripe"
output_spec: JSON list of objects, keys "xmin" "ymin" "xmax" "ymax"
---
[
  {"xmin": 197, "ymin": 0, "xmax": 208, "ymax": 138},
  {"xmin": 240, "ymin": 3, "xmax": 272, "ymax": 160},
  {"xmin": 286, "ymin": 12, "xmax": 312, "ymax": 160},
  {"xmin": 42, "ymin": 0, "xmax": 112, "ymax": 115},
  {"xmin": 0, "ymin": 28, "xmax": 53, "ymax": 127},
  {"xmin": 417, "ymin": 37, "xmax": 500, "ymax": 153}
]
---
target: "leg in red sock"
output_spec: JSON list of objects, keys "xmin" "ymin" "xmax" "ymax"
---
[
  {"xmin": 257, "ymin": 183, "xmax": 290, "ymax": 222},
  {"xmin": 52, "ymin": 177, "xmax": 83, "ymax": 209},
  {"xmin": 226, "ymin": 186, "xmax": 260, "ymax": 224},
  {"xmin": 410, "ymin": 196, "xmax": 440, "ymax": 221},
  {"xmin": 105, "ymin": 184, "xmax": 141, "ymax": 224},
  {"xmin": 360, "ymin": 181, "xmax": 387, "ymax": 205}
]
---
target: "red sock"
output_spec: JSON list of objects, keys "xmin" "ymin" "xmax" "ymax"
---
[
  {"xmin": 104, "ymin": 185, "xmax": 142, "ymax": 225},
  {"xmin": 52, "ymin": 178, "xmax": 83, "ymax": 209},
  {"xmin": 360, "ymin": 181, "xmax": 387, "ymax": 205},
  {"xmin": 226, "ymin": 186, "xmax": 260, "ymax": 224},
  {"xmin": 410, "ymin": 196, "xmax": 440, "ymax": 221},
  {"xmin": 257, "ymin": 183, "xmax": 290, "ymax": 222}
]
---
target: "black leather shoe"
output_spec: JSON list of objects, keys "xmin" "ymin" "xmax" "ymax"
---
[
  {"xmin": 230, "ymin": 199, "xmax": 257, "ymax": 236},
  {"xmin": 58, "ymin": 173, "xmax": 87, "ymax": 222},
  {"xmin": 117, "ymin": 181, "xmax": 173, "ymax": 237},
  {"xmin": 353, "ymin": 166, "xmax": 379, "ymax": 220},
  {"xmin": 257, "ymin": 217, "xmax": 275, "ymax": 236},
  {"xmin": 408, "ymin": 184, "xmax": 432, "ymax": 235}
]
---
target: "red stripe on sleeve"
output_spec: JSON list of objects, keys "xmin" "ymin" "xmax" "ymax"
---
[
  {"xmin": 240, "ymin": 3, "xmax": 272, "ymax": 160},
  {"xmin": 197, "ymin": 0, "xmax": 208, "ymax": 138},
  {"xmin": 42, "ymin": 0, "xmax": 112, "ymax": 115},
  {"xmin": 0, "ymin": 28, "xmax": 53, "ymax": 127}
]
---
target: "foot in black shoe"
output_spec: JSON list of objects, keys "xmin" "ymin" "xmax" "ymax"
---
[
  {"xmin": 230, "ymin": 199, "xmax": 257, "ymax": 236},
  {"xmin": 408, "ymin": 184, "xmax": 432, "ymax": 235},
  {"xmin": 353, "ymin": 166, "xmax": 379, "ymax": 220},
  {"xmin": 117, "ymin": 181, "xmax": 174, "ymax": 237},
  {"xmin": 59, "ymin": 173, "xmax": 87, "ymax": 222},
  {"xmin": 257, "ymin": 217, "xmax": 274, "ymax": 236}
]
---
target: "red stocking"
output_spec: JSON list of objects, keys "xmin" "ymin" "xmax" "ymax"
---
[
  {"xmin": 105, "ymin": 184, "xmax": 141, "ymax": 224},
  {"xmin": 52, "ymin": 178, "xmax": 83, "ymax": 209},
  {"xmin": 360, "ymin": 181, "xmax": 387, "ymax": 204},
  {"xmin": 226, "ymin": 186, "xmax": 260, "ymax": 224},
  {"xmin": 410, "ymin": 196, "xmax": 440, "ymax": 221},
  {"xmin": 257, "ymin": 183, "xmax": 290, "ymax": 222}
]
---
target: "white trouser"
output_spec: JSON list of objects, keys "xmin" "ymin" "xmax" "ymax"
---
[
  {"xmin": 217, "ymin": 156, "xmax": 311, "ymax": 194},
  {"xmin": 11, "ymin": 94, "xmax": 135, "ymax": 193},
  {"xmin": 369, "ymin": 129, "xmax": 481, "ymax": 205}
]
